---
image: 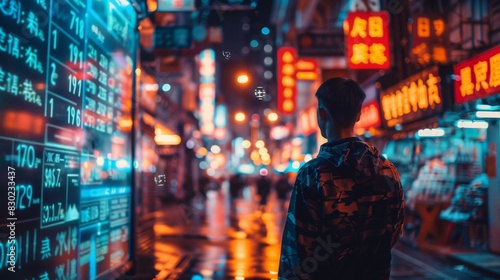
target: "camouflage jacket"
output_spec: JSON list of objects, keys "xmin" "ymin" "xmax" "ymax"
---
[{"xmin": 278, "ymin": 137, "xmax": 404, "ymax": 279}]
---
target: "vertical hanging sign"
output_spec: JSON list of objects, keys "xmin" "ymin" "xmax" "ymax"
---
[
  {"xmin": 277, "ymin": 47, "xmax": 297, "ymax": 115},
  {"xmin": 199, "ymin": 48, "xmax": 216, "ymax": 136}
]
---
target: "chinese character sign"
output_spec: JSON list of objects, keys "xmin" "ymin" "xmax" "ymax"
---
[
  {"xmin": 454, "ymin": 45, "xmax": 500, "ymax": 104},
  {"xmin": 380, "ymin": 68, "xmax": 443, "ymax": 127},
  {"xmin": 277, "ymin": 47, "xmax": 297, "ymax": 115},
  {"xmin": 410, "ymin": 14, "xmax": 449, "ymax": 66},
  {"xmin": 346, "ymin": 11, "xmax": 390, "ymax": 70}
]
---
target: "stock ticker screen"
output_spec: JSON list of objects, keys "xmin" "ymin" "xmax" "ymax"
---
[{"xmin": 0, "ymin": 0, "xmax": 137, "ymax": 279}]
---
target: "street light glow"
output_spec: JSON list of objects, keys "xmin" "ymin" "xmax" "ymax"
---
[
  {"xmin": 242, "ymin": 140, "xmax": 251, "ymax": 149},
  {"xmin": 235, "ymin": 112, "xmax": 246, "ymax": 122},
  {"xmin": 255, "ymin": 140, "xmax": 265, "ymax": 149},
  {"xmin": 237, "ymin": 74, "xmax": 249, "ymax": 84},
  {"xmin": 268, "ymin": 112, "xmax": 278, "ymax": 122}
]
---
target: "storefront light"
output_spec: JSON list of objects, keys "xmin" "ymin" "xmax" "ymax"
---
[
  {"xmin": 476, "ymin": 111, "xmax": 500, "ymax": 118},
  {"xmin": 154, "ymin": 134, "xmax": 181, "ymax": 145},
  {"xmin": 416, "ymin": 128, "xmax": 445, "ymax": 138},
  {"xmin": 456, "ymin": 120, "xmax": 489, "ymax": 129},
  {"xmin": 116, "ymin": 159, "xmax": 130, "ymax": 169},
  {"xmin": 96, "ymin": 156, "xmax": 105, "ymax": 166}
]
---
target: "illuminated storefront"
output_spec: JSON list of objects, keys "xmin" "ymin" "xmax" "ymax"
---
[
  {"xmin": 381, "ymin": 66, "xmax": 489, "ymax": 251},
  {"xmin": 454, "ymin": 45, "xmax": 500, "ymax": 253}
]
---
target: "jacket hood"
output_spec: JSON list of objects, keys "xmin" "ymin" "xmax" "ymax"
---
[{"xmin": 317, "ymin": 137, "xmax": 384, "ymax": 178}]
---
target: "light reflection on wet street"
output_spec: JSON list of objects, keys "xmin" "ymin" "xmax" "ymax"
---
[{"xmin": 151, "ymin": 182, "xmax": 495, "ymax": 280}]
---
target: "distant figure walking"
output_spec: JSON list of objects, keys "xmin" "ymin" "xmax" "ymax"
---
[
  {"xmin": 274, "ymin": 173, "xmax": 292, "ymax": 210},
  {"xmin": 257, "ymin": 174, "xmax": 271, "ymax": 208},
  {"xmin": 229, "ymin": 173, "xmax": 244, "ymax": 211}
]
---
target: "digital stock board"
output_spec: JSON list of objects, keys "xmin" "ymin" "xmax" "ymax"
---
[{"xmin": 0, "ymin": 0, "xmax": 137, "ymax": 279}]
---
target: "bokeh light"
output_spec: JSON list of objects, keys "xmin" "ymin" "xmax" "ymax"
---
[
  {"xmin": 210, "ymin": 145, "xmax": 221, "ymax": 154},
  {"xmin": 264, "ymin": 44, "xmax": 273, "ymax": 53},
  {"xmin": 264, "ymin": 57, "xmax": 273, "ymax": 66},
  {"xmin": 162, "ymin": 83, "xmax": 171, "ymax": 92},
  {"xmin": 250, "ymin": 39, "xmax": 259, "ymax": 48},
  {"xmin": 237, "ymin": 74, "xmax": 249, "ymax": 84},
  {"xmin": 242, "ymin": 139, "xmax": 251, "ymax": 149},
  {"xmin": 255, "ymin": 140, "xmax": 265, "ymax": 149},
  {"xmin": 264, "ymin": 71, "xmax": 273, "ymax": 79},
  {"xmin": 235, "ymin": 112, "xmax": 246, "ymax": 122},
  {"xmin": 267, "ymin": 112, "xmax": 278, "ymax": 122}
]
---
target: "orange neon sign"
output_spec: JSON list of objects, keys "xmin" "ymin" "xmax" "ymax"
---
[
  {"xmin": 296, "ymin": 58, "xmax": 319, "ymax": 81},
  {"xmin": 380, "ymin": 67, "xmax": 443, "ymax": 127},
  {"xmin": 410, "ymin": 14, "xmax": 449, "ymax": 65},
  {"xmin": 345, "ymin": 12, "xmax": 390, "ymax": 70},
  {"xmin": 277, "ymin": 47, "xmax": 297, "ymax": 115}
]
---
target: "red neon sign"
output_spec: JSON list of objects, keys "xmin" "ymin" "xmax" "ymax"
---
[
  {"xmin": 354, "ymin": 100, "xmax": 381, "ymax": 133},
  {"xmin": 346, "ymin": 11, "xmax": 391, "ymax": 70},
  {"xmin": 454, "ymin": 45, "xmax": 500, "ymax": 104},
  {"xmin": 277, "ymin": 47, "xmax": 297, "ymax": 115}
]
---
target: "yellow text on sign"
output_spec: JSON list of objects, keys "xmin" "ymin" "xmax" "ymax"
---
[
  {"xmin": 350, "ymin": 16, "xmax": 385, "ymax": 38},
  {"xmin": 350, "ymin": 43, "xmax": 387, "ymax": 65},
  {"xmin": 458, "ymin": 54, "xmax": 500, "ymax": 97},
  {"xmin": 381, "ymin": 73, "xmax": 441, "ymax": 122}
]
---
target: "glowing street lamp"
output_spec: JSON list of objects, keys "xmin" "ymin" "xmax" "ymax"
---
[
  {"xmin": 235, "ymin": 112, "xmax": 246, "ymax": 122},
  {"xmin": 267, "ymin": 112, "xmax": 278, "ymax": 122},
  {"xmin": 237, "ymin": 74, "xmax": 249, "ymax": 84}
]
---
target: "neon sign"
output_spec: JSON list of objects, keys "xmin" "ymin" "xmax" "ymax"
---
[{"xmin": 346, "ymin": 11, "xmax": 390, "ymax": 70}]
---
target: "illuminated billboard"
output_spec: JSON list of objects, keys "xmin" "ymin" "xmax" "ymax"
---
[{"xmin": 0, "ymin": 0, "xmax": 137, "ymax": 279}]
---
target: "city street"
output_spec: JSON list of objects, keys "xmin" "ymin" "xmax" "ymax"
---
[{"xmin": 150, "ymin": 183, "xmax": 496, "ymax": 280}]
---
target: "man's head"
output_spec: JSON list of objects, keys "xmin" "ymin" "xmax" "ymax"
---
[{"xmin": 315, "ymin": 78, "xmax": 366, "ymax": 139}]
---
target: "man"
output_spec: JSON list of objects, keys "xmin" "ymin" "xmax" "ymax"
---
[{"xmin": 278, "ymin": 78, "xmax": 404, "ymax": 279}]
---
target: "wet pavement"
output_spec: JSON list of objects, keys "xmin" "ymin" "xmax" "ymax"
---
[{"xmin": 149, "ymin": 182, "xmax": 497, "ymax": 280}]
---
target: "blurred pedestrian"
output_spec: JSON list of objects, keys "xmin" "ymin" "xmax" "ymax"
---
[
  {"xmin": 229, "ymin": 173, "xmax": 244, "ymax": 211},
  {"xmin": 198, "ymin": 173, "xmax": 210, "ymax": 200},
  {"xmin": 274, "ymin": 173, "xmax": 292, "ymax": 210},
  {"xmin": 257, "ymin": 174, "xmax": 271, "ymax": 209},
  {"xmin": 278, "ymin": 78, "xmax": 405, "ymax": 279}
]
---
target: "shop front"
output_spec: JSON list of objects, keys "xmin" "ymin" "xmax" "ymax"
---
[
  {"xmin": 453, "ymin": 45, "xmax": 500, "ymax": 253},
  {"xmin": 379, "ymin": 66, "xmax": 489, "ymax": 248}
]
